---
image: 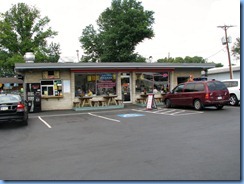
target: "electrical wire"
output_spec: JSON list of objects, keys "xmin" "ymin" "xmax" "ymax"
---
[{"xmin": 205, "ymin": 47, "xmax": 226, "ymax": 60}]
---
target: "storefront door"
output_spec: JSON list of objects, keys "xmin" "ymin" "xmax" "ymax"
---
[{"xmin": 121, "ymin": 74, "xmax": 131, "ymax": 102}]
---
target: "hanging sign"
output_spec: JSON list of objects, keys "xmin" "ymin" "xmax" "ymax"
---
[{"xmin": 146, "ymin": 94, "xmax": 157, "ymax": 110}]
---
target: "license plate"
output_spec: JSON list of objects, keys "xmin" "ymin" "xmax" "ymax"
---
[
  {"xmin": 217, "ymin": 96, "xmax": 222, "ymax": 100},
  {"xmin": 1, "ymin": 106, "xmax": 8, "ymax": 111}
]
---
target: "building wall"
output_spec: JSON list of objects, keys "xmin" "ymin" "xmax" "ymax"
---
[
  {"xmin": 172, "ymin": 69, "xmax": 202, "ymax": 89},
  {"xmin": 207, "ymin": 71, "xmax": 240, "ymax": 81},
  {"xmin": 24, "ymin": 68, "xmax": 204, "ymax": 110},
  {"xmin": 207, "ymin": 66, "xmax": 240, "ymax": 81},
  {"xmin": 24, "ymin": 70, "xmax": 73, "ymax": 111}
]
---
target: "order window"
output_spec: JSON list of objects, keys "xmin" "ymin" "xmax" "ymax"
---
[{"xmin": 41, "ymin": 80, "xmax": 63, "ymax": 96}]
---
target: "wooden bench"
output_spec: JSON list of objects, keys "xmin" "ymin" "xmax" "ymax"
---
[
  {"xmin": 154, "ymin": 97, "xmax": 163, "ymax": 103},
  {"xmin": 115, "ymin": 99, "xmax": 123, "ymax": 105},
  {"xmin": 136, "ymin": 98, "xmax": 146, "ymax": 104},
  {"xmin": 91, "ymin": 99, "xmax": 99, "ymax": 107},
  {"xmin": 98, "ymin": 99, "xmax": 107, "ymax": 106},
  {"xmin": 73, "ymin": 101, "xmax": 80, "ymax": 108}
]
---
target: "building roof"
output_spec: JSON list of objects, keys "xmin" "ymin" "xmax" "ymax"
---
[
  {"xmin": 207, "ymin": 65, "xmax": 240, "ymax": 74},
  {"xmin": 0, "ymin": 77, "xmax": 23, "ymax": 84},
  {"xmin": 15, "ymin": 62, "xmax": 215, "ymax": 72}
]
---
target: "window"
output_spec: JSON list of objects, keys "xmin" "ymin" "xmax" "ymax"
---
[
  {"xmin": 135, "ymin": 72, "xmax": 169, "ymax": 93},
  {"xmin": 223, "ymin": 81, "xmax": 238, "ymax": 88},
  {"xmin": 194, "ymin": 83, "xmax": 205, "ymax": 91},
  {"xmin": 174, "ymin": 84, "xmax": 184, "ymax": 93},
  {"xmin": 207, "ymin": 81, "xmax": 227, "ymax": 91},
  {"xmin": 41, "ymin": 80, "xmax": 63, "ymax": 96},
  {"xmin": 75, "ymin": 73, "xmax": 117, "ymax": 96},
  {"xmin": 185, "ymin": 83, "xmax": 195, "ymax": 92}
]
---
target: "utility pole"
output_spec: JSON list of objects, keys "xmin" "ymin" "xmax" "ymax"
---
[
  {"xmin": 76, "ymin": 50, "xmax": 79, "ymax": 62},
  {"xmin": 217, "ymin": 25, "xmax": 235, "ymax": 79}
]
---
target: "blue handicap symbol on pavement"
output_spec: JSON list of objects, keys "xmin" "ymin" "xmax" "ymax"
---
[{"xmin": 117, "ymin": 113, "xmax": 145, "ymax": 118}]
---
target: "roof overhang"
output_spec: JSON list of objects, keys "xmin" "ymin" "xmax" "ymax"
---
[{"xmin": 15, "ymin": 62, "xmax": 215, "ymax": 73}]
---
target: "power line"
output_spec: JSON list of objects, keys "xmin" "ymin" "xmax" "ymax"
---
[{"xmin": 205, "ymin": 47, "xmax": 225, "ymax": 60}]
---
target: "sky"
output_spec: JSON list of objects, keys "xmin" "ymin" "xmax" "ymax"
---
[{"xmin": 0, "ymin": 0, "xmax": 241, "ymax": 66}]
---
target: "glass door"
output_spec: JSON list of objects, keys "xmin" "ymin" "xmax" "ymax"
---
[{"xmin": 121, "ymin": 74, "xmax": 131, "ymax": 102}]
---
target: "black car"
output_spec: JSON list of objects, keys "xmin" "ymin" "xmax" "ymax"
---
[{"xmin": 0, "ymin": 93, "xmax": 28, "ymax": 125}]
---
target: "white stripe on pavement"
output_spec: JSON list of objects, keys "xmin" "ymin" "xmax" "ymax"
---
[
  {"xmin": 38, "ymin": 116, "xmax": 52, "ymax": 128},
  {"xmin": 88, "ymin": 113, "xmax": 120, "ymax": 122}
]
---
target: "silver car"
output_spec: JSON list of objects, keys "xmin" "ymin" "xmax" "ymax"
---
[{"xmin": 222, "ymin": 79, "xmax": 240, "ymax": 106}]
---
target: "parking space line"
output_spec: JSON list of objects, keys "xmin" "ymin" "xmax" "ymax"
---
[
  {"xmin": 38, "ymin": 116, "xmax": 52, "ymax": 128},
  {"xmin": 172, "ymin": 111, "xmax": 204, "ymax": 116},
  {"xmin": 151, "ymin": 109, "xmax": 169, "ymax": 113},
  {"xmin": 170, "ymin": 110, "xmax": 186, "ymax": 115},
  {"xmin": 132, "ymin": 108, "xmax": 204, "ymax": 116},
  {"xmin": 88, "ymin": 113, "xmax": 120, "ymax": 122}
]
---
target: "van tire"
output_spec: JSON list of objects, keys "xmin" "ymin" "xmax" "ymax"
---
[
  {"xmin": 229, "ymin": 94, "xmax": 239, "ymax": 106},
  {"xmin": 194, "ymin": 99, "xmax": 203, "ymax": 110},
  {"xmin": 216, "ymin": 105, "xmax": 224, "ymax": 110},
  {"xmin": 165, "ymin": 99, "xmax": 172, "ymax": 108}
]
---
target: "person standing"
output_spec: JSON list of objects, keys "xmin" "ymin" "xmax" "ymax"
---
[
  {"xmin": 153, "ymin": 87, "xmax": 158, "ymax": 94},
  {"xmin": 187, "ymin": 74, "xmax": 194, "ymax": 82},
  {"xmin": 160, "ymin": 85, "xmax": 166, "ymax": 94}
]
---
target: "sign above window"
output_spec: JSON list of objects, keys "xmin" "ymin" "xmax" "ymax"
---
[{"xmin": 43, "ymin": 71, "xmax": 60, "ymax": 79}]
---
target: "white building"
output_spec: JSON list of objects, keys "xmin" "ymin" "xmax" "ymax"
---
[{"xmin": 207, "ymin": 65, "xmax": 240, "ymax": 80}]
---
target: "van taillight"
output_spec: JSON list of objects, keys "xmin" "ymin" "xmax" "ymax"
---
[
  {"xmin": 17, "ymin": 102, "xmax": 25, "ymax": 112},
  {"xmin": 205, "ymin": 93, "xmax": 210, "ymax": 100}
]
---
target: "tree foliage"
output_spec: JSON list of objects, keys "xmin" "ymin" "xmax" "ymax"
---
[
  {"xmin": 231, "ymin": 37, "xmax": 240, "ymax": 60},
  {"xmin": 79, "ymin": 0, "xmax": 154, "ymax": 62},
  {"xmin": 157, "ymin": 56, "xmax": 223, "ymax": 67},
  {"xmin": 157, "ymin": 56, "xmax": 206, "ymax": 63},
  {"xmin": 0, "ymin": 3, "xmax": 60, "ymax": 76}
]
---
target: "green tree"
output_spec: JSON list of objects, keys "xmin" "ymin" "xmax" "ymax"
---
[
  {"xmin": 157, "ymin": 57, "xmax": 174, "ymax": 63},
  {"xmin": 0, "ymin": 3, "xmax": 60, "ymax": 76},
  {"xmin": 215, "ymin": 63, "xmax": 224, "ymax": 67},
  {"xmin": 231, "ymin": 37, "xmax": 240, "ymax": 60},
  {"xmin": 80, "ymin": 0, "xmax": 154, "ymax": 62},
  {"xmin": 157, "ymin": 56, "xmax": 207, "ymax": 63},
  {"xmin": 80, "ymin": 24, "xmax": 100, "ymax": 62}
]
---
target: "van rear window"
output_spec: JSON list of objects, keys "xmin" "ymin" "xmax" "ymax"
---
[{"xmin": 207, "ymin": 81, "xmax": 227, "ymax": 91}]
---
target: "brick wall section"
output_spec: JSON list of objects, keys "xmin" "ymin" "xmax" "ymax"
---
[
  {"xmin": 24, "ymin": 69, "xmax": 203, "ymax": 110},
  {"xmin": 24, "ymin": 70, "xmax": 73, "ymax": 111}
]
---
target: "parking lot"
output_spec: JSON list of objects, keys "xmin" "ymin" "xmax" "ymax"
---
[{"xmin": 0, "ymin": 104, "xmax": 240, "ymax": 180}]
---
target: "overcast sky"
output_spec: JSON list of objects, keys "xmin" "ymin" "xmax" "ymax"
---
[{"xmin": 0, "ymin": 0, "xmax": 240, "ymax": 66}]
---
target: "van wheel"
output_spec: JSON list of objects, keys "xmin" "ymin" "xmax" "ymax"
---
[
  {"xmin": 229, "ymin": 94, "xmax": 238, "ymax": 106},
  {"xmin": 165, "ymin": 99, "xmax": 172, "ymax": 108},
  {"xmin": 216, "ymin": 105, "xmax": 224, "ymax": 110},
  {"xmin": 194, "ymin": 99, "xmax": 203, "ymax": 110}
]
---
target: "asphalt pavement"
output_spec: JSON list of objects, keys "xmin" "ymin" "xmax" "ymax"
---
[{"xmin": 0, "ymin": 104, "xmax": 240, "ymax": 180}]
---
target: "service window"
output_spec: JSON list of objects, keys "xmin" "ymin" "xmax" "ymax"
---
[{"xmin": 41, "ymin": 80, "xmax": 63, "ymax": 96}]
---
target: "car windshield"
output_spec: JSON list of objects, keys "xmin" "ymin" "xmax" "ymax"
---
[{"xmin": 0, "ymin": 95, "xmax": 20, "ymax": 103}]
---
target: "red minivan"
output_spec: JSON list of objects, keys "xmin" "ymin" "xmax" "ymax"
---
[{"xmin": 164, "ymin": 80, "xmax": 230, "ymax": 110}]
